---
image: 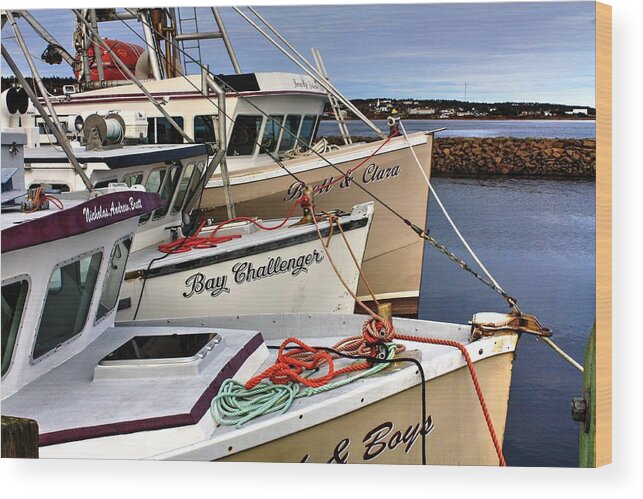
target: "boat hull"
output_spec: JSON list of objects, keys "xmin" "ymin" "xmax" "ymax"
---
[
  {"xmin": 199, "ymin": 133, "xmax": 433, "ymax": 317},
  {"xmin": 218, "ymin": 350, "xmax": 514, "ymax": 465},
  {"xmin": 118, "ymin": 207, "xmax": 373, "ymax": 320}
]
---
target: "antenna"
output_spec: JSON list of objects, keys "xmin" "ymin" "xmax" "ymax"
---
[{"xmin": 464, "ymin": 82, "xmax": 467, "ymax": 102}]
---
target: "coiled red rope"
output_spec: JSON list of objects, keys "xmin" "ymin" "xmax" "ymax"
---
[
  {"xmin": 24, "ymin": 186, "xmax": 64, "ymax": 213},
  {"xmin": 158, "ymin": 195, "xmax": 311, "ymax": 254}
]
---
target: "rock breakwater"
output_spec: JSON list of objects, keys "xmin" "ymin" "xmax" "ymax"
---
[
  {"xmin": 324, "ymin": 136, "xmax": 596, "ymax": 178},
  {"xmin": 433, "ymin": 137, "xmax": 595, "ymax": 177}
]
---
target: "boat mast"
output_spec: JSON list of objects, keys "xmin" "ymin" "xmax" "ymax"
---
[
  {"xmin": 1, "ymin": 45, "xmax": 94, "ymax": 192},
  {"xmin": 139, "ymin": 9, "xmax": 163, "ymax": 80},
  {"xmin": 211, "ymin": 7, "xmax": 241, "ymax": 74},
  {"xmin": 238, "ymin": 6, "xmax": 385, "ymax": 139},
  {"xmin": 88, "ymin": 9, "xmax": 105, "ymax": 83}
]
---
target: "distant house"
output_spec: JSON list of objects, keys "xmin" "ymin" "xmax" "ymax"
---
[
  {"xmin": 565, "ymin": 108, "xmax": 589, "ymax": 115},
  {"xmin": 408, "ymin": 107, "xmax": 436, "ymax": 116}
]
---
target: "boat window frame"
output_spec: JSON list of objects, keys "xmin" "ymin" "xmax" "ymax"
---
[
  {"xmin": 299, "ymin": 114, "xmax": 319, "ymax": 148},
  {"xmin": 94, "ymin": 178, "xmax": 119, "ymax": 189},
  {"xmin": 180, "ymin": 160, "xmax": 207, "ymax": 213},
  {"xmin": 152, "ymin": 162, "xmax": 183, "ymax": 221},
  {"xmin": 277, "ymin": 114, "xmax": 303, "ymax": 153},
  {"xmin": 94, "ymin": 235, "xmax": 134, "ymax": 325},
  {"xmin": 258, "ymin": 115, "xmax": 285, "ymax": 156},
  {"xmin": 1, "ymin": 274, "xmax": 31, "ymax": 378},
  {"xmin": 193, "ymin": 114, "xmax": 217, "ymax": 144},
  {"xmin": 138, "ymin": 166, "xmax": 168, "ymax": 225},
  {"xmin": 30, "ymin": 248, "xmax": 104, "ymax": 364},
  {"xmin": 226, "ymin": 114, "xmax": 264, "ymax": 157},
  {"xmin": 120, "ymin": 172, "xmax": 144, "ymax": 187},
  {"xmin": 147, "ymin": 116, "xmax": 186, "ymax": 145},
  {"xmin": 171, "ymin": 160, "xmax": 204, "ymax": 214}
]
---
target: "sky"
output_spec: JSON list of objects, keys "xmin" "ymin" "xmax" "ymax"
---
[{"xmin": 1, "ymin": 2, "xmax": 597, "ymax": 106}]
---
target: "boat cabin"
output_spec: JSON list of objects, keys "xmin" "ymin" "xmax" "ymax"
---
[
  {"xmin": 24, "ymin": 143, "xmax": 210, "ymax": 251},
  {"xmin": 41, "ymin": 72, "xmax": 327, "ymax": 169}
]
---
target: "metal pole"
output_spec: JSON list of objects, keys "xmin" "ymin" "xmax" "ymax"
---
[
  {"xmin": 243, "ymin": 6, "xmax": 385, "ymax": 138},
  {"xmin": 2, "ymin": 45, "xmax": 94, "ymax": 192},
  {"xmin": 88, "ymin": 10, "xmax": 105, "ymax": 83},
  {"xmin": 200, "ymin": 66, "xmax": 236, "ymax": 219},
  {"xmin": 139, "ymin": 9, "xmax": 162, "ymax": 81},
  {"xmin": 5, "ymin": 11, "xmax": 65, "ymax": 133},
  {"xmin": 17, "ymin": 11, "xmax": 75, "ymax": 67},
  {"xmin": 211, "ymin": 7, "xmax": 241, "ymax": 74},
  {"xmin": 313, "ymin": 48, "xmax": 352, "ymax": 145},
  {"xmin": 78, "ymin": 10, "xmax": 92, "ymax": 84},
  {"xmin": 73, "ymin": 9, "xmax": 194, "ymax": 143}
]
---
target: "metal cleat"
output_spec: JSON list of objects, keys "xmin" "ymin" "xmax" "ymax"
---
[{"xmin": 469, "ymin": 311, "xmax": 552, "ymax": 341}]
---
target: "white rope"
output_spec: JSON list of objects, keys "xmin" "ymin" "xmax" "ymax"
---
[
  {"xmin": 400, "ymin": 121, "xmax": 585, "ymax": 373},
  {"xmin": 542, "ymin": 337, "xmax": 584, "ymax": 372},
  {"xmin": 399, "ymin": 120, "xmax": 506, "ymax": 293}
]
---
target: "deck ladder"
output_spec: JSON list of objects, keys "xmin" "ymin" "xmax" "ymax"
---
[{"xmin": 175, "ymin": 7, "xmax": 241, "ymax": 75}]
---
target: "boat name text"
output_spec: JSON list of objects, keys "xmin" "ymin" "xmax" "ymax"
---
[
  {"xmin": 183, "ymin": 249, "xmax": 325, "ymax": 299},
  {"xmin": 284, "ymin": 163, "xmax": 400, "ymax": 202},
  {"xmin": 299, "ymin": 416, "xmax": 434, "ymax": 463},
  {"xmin": 82, "ymin": 197, "xmax": 144, "ymax": 223}
]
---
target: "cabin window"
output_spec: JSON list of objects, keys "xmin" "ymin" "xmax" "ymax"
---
[
  {"xmin": 182, "ymin": 161, "xmax": 206, "ymax": 213},
  {"xmin": 299, "ymin": 115, "xmax": 319, "ymax": 148},
  {"xmin": 139, "ymin": 167, "xmax": 166, "ymax": 224},
  {"xmin": 259, "ymin": 115, "xmax": 283, "ymax": 154},
  {"xmin": 194, "ymin": 115, "xmax": 216, "ymax": 143},
  {"xmin": 227, "ymin": 115, "xmax": 262, "ymax": 156},
  {"xmin": 172, "ymin": 162, "xmax": 197, "ymax": 214},
  {"xmin": 147, "ymin": 116, "xmax": 185, "ymax": 144},
  {"xmin": 94, "ymin": 178, "xmax": 118, "ymax": 189},
  {"xmin": 33, "ymin": 252, "xmax": 103, "ymax": 360},
  {"xmin": 278, "ymin": 115, "xmax": 302, "ymax": 153},
  {"xmin": 153, "ymin": 164, "xmax": 183, "ymax": 220},
  {"xmin": 122, "ymin": 173, "xmax": 144, "ymax": 187},
  {"xmin": 96, "ymin": 238, "xmax": 132, "ymax": 322},
  {"xmin": 2, "ymin": 279, "xmax": 29, "ymax": 376}
]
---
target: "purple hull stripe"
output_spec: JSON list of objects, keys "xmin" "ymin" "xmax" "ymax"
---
[
  {"xmin": 39, "ymin": 333, "xmax": 264, "ymax": 447},
  {"xmin": 2, "ymin": 192, "xmax": 163, "ymax": 254}
]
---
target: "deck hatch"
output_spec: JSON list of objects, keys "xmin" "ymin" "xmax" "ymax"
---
[{"xmin": 99, "ymin": 332, "xmax": 221, "ymax": 366}]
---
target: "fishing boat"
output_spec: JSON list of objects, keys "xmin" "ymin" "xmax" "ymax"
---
[
  {"xmin": 2, "ymin": 130, "xmax": 527, "ymax": 465},
  {"xmin": 23, "ymin": 138, "xmax": 376, "ymax": 322},
  {"xmin": 1, "ymin": 50, "xmax": 375, "ymax": 321},
  {"xmin": 10, "ymin": 7, "xmax": 438, "ymax": 316}
]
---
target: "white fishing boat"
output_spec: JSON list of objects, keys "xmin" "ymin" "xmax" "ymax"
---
[
  {"xmin": 1, "ymin": 51, "xmax": 375, "ymax": 321},
  {"xmin": 1, "ymin": 129, "xmax": 530, "ymax": 465},
  {"xmin": 23, "ymin": 141, "xmax": 376, "ymax": 322},
  {"xmin": 8, "ymin": 7, "xmax": 438, "ymax": 316}
]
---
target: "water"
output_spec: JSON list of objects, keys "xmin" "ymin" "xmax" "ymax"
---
[
  {"xmin": 417, "ymin": 178, "xmax": 596, "ymax": 467},
  {"xmin": 319, "ymin": 119, "xmax": 596, "ymax": 139}
]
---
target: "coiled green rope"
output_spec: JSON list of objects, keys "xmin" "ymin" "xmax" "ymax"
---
[{"xmin": 211, "ymin": 343, "xmax": 396, "ymax": 428}]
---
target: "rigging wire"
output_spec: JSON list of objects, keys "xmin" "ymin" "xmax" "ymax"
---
[
  {"xmin": 116, "ymin": 9, "xmax": 412, "ymax": 223},
  {"xmin": 109, "ymin": 8, "xmax": 575, "ymax": 325}
]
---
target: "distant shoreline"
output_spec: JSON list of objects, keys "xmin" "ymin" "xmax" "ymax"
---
[{"xmin": 320, "ymin": 116, "xmax": 596, "ymax": 121}]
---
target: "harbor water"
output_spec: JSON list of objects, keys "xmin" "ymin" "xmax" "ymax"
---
[
  {"xmin": 320, "ymin": 119, "xmax": 596, "ymax": 466},
  {"xmin": 418, "ymin": 178, "xmax": 595, "ymax": 467},
  {"xmin": 319, "ymin": 119, "xmax": 596, "ymax": 139}
]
